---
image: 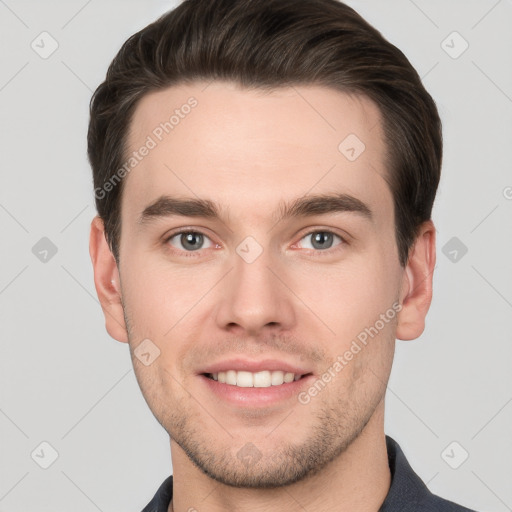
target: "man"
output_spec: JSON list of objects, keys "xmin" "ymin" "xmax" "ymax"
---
[{"xmin": 88, "ymin": 0, "xmax": 477, "ymax": 510}]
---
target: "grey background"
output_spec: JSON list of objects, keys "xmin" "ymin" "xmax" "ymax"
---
[{"xmin": 0, "ymin": 0, "xmax": 511, "ymax": 510}]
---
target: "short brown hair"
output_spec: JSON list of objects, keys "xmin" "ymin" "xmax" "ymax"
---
[{"xmin": 88, "ymin": 0, "xmax": 442, "ymax": 266}]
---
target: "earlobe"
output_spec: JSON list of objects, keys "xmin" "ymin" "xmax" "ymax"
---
[
  {"xmin": 89, "ymin": 216, "xmax": 129, "ymax": 343},
  {"xmin": 396, "ymin": 221, "xmax": 436, "ymax": 341}
]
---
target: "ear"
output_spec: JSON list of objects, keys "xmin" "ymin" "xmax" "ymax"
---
[
  {"xmin": 89, "ymin": 216, "xmax": 128, "ymax": 343},
  {"xmin": 396, "ymin": 220, "xmax": 436, "ymax": 341}
]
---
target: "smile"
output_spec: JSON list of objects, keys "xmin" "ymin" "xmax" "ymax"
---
[{"xmin": 206, "ymin": 370, "xmax": 304, "ymax": 388}]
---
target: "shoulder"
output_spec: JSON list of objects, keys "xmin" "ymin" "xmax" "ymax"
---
[
  {"xmin": 418, "ymin": 493, "xmax": 477, "ymax": 512},
  {"xmin": 140, "ymin": 475, "xmax": 173, "ymax": 512},
  {"xmin": 381, "ymin": 436, "xmax": 478, "ymax": 512}
]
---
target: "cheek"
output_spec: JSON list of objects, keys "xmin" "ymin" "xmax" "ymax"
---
[
  {"xmin": 121, "ymin": 254, "xmax": 217, "ymax": 334},
  {"xmin": 292, "ymin": 256, "xmax": 401, "ymax": 344}
]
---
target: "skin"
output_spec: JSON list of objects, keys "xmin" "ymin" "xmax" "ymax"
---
[{"xmin": 89, "ymin": 81, "xmax": 436, "ymax": 512}]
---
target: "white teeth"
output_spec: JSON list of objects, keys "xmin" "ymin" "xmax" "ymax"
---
[
  {"xmin": 270, "ymin": 370, "xmax": 284, "ymax": 386},
  {"xmin": 209, "ymin": 370, "xmax": 302, "ymax": 388},
  {"xmin": 283, "ymin": 372, "xmax": 294, "ymax": 383},
  {"xmin": 236, "ymin": 371, "xmax": 253, "ymax": 387},
  {"xmin": 226, "ymin": 370, "xmax": 237, "ymax": 385},
  {"xmin": 253, "ymin": 370, "xmax": 271, "ymax": 387}
]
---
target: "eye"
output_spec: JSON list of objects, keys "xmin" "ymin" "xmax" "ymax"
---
[
  {"xmin": 298, "ymin": 231, "xmax": 344, "ymax": 251},
  {"xmin": 166, "ymin": 231, "xmax": 214, "ymax": 252}
]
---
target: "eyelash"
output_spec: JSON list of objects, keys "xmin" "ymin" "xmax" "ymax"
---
[{"xmin": 163, "ymin": 228, "xmax": 348, "ymax": 258}]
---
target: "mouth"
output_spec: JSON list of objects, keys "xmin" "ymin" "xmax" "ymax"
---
[
  {"xmin": 203, "ymin": 370, "xmax": 312, "ymax": 388},
  {"xmin": 197, "ymin": 358, "xmax": 315, "ymax": 407},
  {"xmin": 200, "ymin": 370, "xmax": 315, "ymax": 407}
]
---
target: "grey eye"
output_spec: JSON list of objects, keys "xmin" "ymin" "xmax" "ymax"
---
[
  {"xmin": 168, "ymin": 232, "xmax": 213, "ymax": 251},
  {"xmin": 300, "ymin": 231, "xmax": 342, "ymax": 250}
]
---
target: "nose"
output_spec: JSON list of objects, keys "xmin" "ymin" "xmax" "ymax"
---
[{"xmin": 214, "ymin": 245, "xmax": 296, "ymax": 336}]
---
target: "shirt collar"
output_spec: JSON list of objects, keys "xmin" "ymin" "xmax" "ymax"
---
[
  {"xmin": 379, "ymin": 435, "xmax": 432, "ymax": 510},
  {"xmin": 141, "ymin": 435, "xmax": 467, "ymax": 512}
]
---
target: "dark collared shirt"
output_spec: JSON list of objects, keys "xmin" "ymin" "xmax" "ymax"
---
[{"xmin": 141, "ymin": 436, "xmax": 477, "ymax": 511}]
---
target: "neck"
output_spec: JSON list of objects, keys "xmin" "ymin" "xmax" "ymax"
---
[{"xmin": 168, "ymin": 402, "xmax": 390, "ymax": 512}]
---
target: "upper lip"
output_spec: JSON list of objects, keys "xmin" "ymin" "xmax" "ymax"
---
[{"xmin": 199, "ymin": 358, "xmax": 313, "ymax": 376}]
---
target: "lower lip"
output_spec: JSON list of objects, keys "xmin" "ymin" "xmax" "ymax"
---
[{"xmin": 199, "ymin": 374, "xmax": 315, "ymax": 407}]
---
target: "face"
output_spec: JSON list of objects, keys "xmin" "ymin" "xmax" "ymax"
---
[{"xmin": 92, "ymin": 81, "xmax": 430, "ymax": 488}]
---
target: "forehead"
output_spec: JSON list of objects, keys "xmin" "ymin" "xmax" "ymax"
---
[{"xmin": 122, "ymin": 81, "xmax": 392, "ymax": 229}]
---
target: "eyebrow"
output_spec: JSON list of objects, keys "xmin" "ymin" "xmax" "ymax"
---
[{"xmin": 138, "ymin": 193, "xmax": 373, "ymax": 225}]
